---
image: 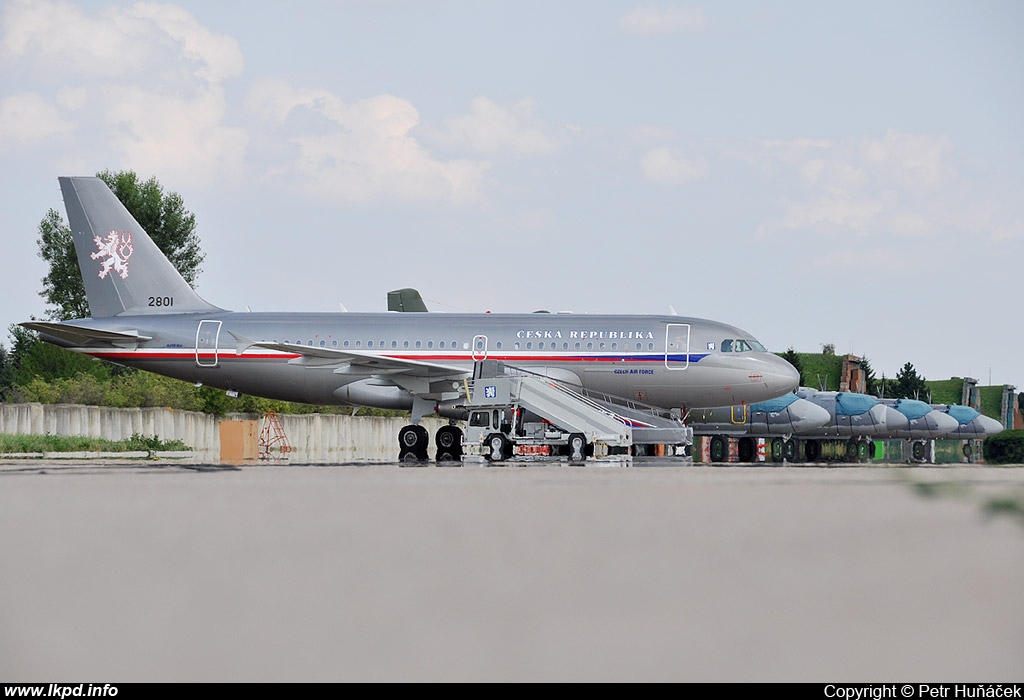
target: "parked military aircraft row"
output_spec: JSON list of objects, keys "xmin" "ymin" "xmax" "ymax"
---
[{"xmin": 687, "ymin": 386, "xmax": 1004, "ymax": 463}]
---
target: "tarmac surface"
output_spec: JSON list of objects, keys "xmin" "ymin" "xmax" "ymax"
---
[{"xmin": 1, "ymin": 456, "xmax": 1023, "ymax": 682}]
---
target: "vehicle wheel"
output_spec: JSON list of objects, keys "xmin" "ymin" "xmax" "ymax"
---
[
  {"xmin": 737, "ymin": 437, "xmax": 755, "ymax": 463},
  {"xmin": 846, "ymin": 439, "xmax": 858, "ymax": 462},
  {"xmin": 783, "ymin": 439, "xmax": 797, "ymax": 462},
  {"xmin": 912, "ymin": 440, "xmax": 925, "ymax": 462},
  {"xmin": 487, "ymin": 433, "xmax": 509, "ymax": 462},
  {"xmin": 868, "ymin": 441, "xmax": 877, "ymax": 459},
  {"xmin": 710, "ymin": 436, "xmax": 726, "ymax": 463},
  {"xmin": 857, "ymin": 440, "xmax": 869, "ymax": 462},
  {"xmin": 435, "ymin": 425, "xmax": 463, "ymax": 461},
  {"xmin": 962, "ymin": 442, "xmax": 973, "ymax": 458},
  {"xmin": 805, "ymin": 439, "xmax": 821, "ymax": 462},
  {"xmin": 568, "ymin": 433, "xmax": 586, "ymax": 462},
  {"xmin": 770, "ymin": 438, "xmax": 783, "ymax": 463}
]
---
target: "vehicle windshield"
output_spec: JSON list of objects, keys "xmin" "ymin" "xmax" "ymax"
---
[{"xmin": 720, "ymin": 338, "xmax": 766, "ymax": 352}]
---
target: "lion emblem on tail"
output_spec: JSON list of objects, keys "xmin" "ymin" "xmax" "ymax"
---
[{"xmin": 91, "ymin": 230, "xmax": 134, "ymax": 279}]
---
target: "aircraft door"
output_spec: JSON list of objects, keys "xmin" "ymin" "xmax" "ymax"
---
[
  {"xmin": 664, "ymin": 323, "xmax": 690, "ymax": 370},
  {"xmin": 472, "ymin": 334, "xmax": 488, "ymax": 360},
  {"xmin": 196, "ymin": 320, "xmax": 222, "ymax": 367}
]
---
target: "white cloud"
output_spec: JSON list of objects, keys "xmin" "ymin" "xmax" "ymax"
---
[
  {"xmin": 754, "ymin": 130, "xmax": 997, "ymax": 240},
  {"xmin": 432, "ymin": 97, "xmax": 558, "ymax": 157},
  {"xmin": 641, "ymin": 147, "xmax": 706, "ymax": 184},
  {"xmin": 0, "ymin": 0, "xmax": 246, "ymax": 185},
  {"xmin": 0, "ymin": 92, "xmax": 75, "ymax": 151},
  {"xmin": 247, "ymin": 80, "xmax": 490, "ymax": 204},
  {"xmin": 860, "ymin": 128, "xmax": 954, "ymax": 191},
  {"xmin": 128, "ymin": 1, "xmax": 244, "ymax": 84},
  {"xmin": 100, "ymin": 84, "xmax": 248, "ymax": 185},
  {"xmin": 619, "ymin": 4, "xmax": 707, "ymax": 35}
]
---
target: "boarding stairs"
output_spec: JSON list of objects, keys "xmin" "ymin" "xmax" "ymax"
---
[{"xmin": 467, "ymin": 361, "xmax": 691, "ymax": 452}]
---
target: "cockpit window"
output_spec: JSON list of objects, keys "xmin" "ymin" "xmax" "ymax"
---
[{"xmin": 721, "ymin": 339, "xmax": 767, "ymax": 353}]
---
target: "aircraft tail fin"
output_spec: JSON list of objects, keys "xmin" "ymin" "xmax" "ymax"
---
[{"xmin": 58, "ymin": 176, "xmax": 222, "ymax": 318}]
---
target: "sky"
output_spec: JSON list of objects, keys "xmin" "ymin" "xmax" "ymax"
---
[{"xmin": 1, "ymin": 0, "xmax": 1021, "ymax": 391}]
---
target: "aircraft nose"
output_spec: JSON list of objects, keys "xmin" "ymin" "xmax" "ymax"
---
[
  {"xmin": 766, "ymin": 354, "xmax": 801, "ymax": 394},
  {"xmin": 928, "ymin": 410, "xmax": 961, "ymax": 437},
  {"xmin": 977, "ymin": 415, "xmax": 1005, "ymax": 437},
  {"xmin": 792, "ymin": 400, "xmax": 832, "ymax": 432}
]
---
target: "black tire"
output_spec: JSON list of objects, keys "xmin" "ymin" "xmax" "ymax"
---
[
  {"xmin": 435, "ymin": 425, "xmax": 463, "ymax": 461},
  {"xmin": 770, "ymin": 438, "xmax": 783, "ymax": 463},
  {"xmin": 857, "ymin": 440, "xmax": 869, "ymax": 462},
  {"xmin": 783, "ymin": 439, "xmax": 797, "ymax": 462},
  {"xmin": 487, "ymin": 433, "xmax": 508, "ymax": 462},
  {"xmin": 710, "ymin": 436, "xmax": 726, "ymax": 463},
  {"xmin": 846, "ymin": 439, "xmax": 859, "ymax": 462},
  {"xmin": 962, "ymin": 442, "xmax": 973, "ymax": 458},
  {"xmin": 912, "ymin": 440, "xmax": 925, "ymax": 461},
  {"xmin": 737, "ymin": 437, "xmax": 755, "ymax": 463},
  {"xmin": 805, "ymin": 439, "xmax": 821, "ymax": 462},
  {"xmin": 568, "ymin": 433, "xmax": 586, "ymax": 462}
]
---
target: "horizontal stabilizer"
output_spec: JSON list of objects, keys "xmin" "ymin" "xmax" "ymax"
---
[{"xmin": 21, "ymin": 321, "xmax": 152, "ymax": 347}]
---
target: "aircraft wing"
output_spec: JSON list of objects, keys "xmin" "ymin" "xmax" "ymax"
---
[
  {"xmin": 20, "ymin": 321, "xmax": 153, "ymax": 347},
  {"xmin": 231, "ymin": 333, "xmax": 469, "ymax": 378}
]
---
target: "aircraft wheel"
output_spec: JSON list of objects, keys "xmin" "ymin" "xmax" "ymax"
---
[
  {"xmin": 737, "ymin": 437, "xmax": 756, "ymax": 463},
  {"xmin": 486, "ymin": 433, "xmax": 509, "ymax": 462},
  {"xmin": 805, "ymin": 439, "xmax": 821, "ymax": 462},
  {"xmin": 911, "ymin": 440, "xmax": 926, "ymax": 462},
  {"xmin": 435, "ymin": 425, "xmax": 463, "ymax": 461},
  {"xmin": 783, "ymin": 439, "xmax": 797, "ymax": 462},
  {"xmin": 770, "ymin": 438, "xmax": 784, "ymax": 463},
  {"xmin": 857, "ymin": 440, "xmax": 869, "ymax": 462},
  {"xmin": 568, "ymin": 433, "xmax": 587, "ymax": 462},
  {"xmin": 398, "ymin": 424, "xmax": 429, "ymax": 461},
  {"xmin": 845, "ymin": 439, "xmax": 859, "ymax": 462},
  {"xmin": 710, "ymin": 436, "xmax": 726, "ymax": 463}
]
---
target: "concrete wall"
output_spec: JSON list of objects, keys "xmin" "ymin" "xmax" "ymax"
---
[{"xmin": 0, "ymin": 403, "xmax": 454, "ymax": 463}]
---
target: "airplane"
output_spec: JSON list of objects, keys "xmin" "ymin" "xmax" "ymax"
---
[
  {"xmin": 22, "ymin": 176, "xmax": 801, "ymax": 462},
  {"xmin": 764, "ymin": 388, "xmax": 961, "ymax": 462},
  {"xmin": 934, "ymin": 404, "xmax": 1004, "ymax": 440},
  {"xmin": 685, "ymin": 392, "xmax": 832, "ymax": 462}
]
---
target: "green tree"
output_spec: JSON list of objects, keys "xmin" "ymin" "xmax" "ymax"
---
[
  {"xmin": 892, "ymin": 362, "xmax": 928, "ymax": 400},
  {"xmin": 779, "ymin": 347, "xmax": 804, "ymax": 387},
  {"xmin": 859, "ymin": 356, "xmax": 878, "ymax": 396},
  {"xmin": 36, "ymin": 170, "xmax": 205, "ymax": 321}
]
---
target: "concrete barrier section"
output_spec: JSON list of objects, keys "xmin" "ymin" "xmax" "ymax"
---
[{"xmin": 0, "ymin": 403, "xmax": 455, "ymax": 463}]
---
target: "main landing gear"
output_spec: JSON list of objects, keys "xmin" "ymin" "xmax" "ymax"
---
[{"xmin": 398, "ymin": 423, "xmax": 464, "ymax": 463}]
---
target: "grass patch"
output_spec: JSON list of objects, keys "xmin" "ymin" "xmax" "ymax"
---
[{"xmin": 0, "ymin": 433, "xmax": 190, "ymax": 454}]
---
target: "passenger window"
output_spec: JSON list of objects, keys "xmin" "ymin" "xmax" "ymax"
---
[
  {"xmin": 514, "ymin": 342, "xmax": 521, "ymax": 350},
  {"xmin": 391, "ymin": 341, "xmax": 397, "ymax": 349},
  {"xmin": 368, "ymin": 340, "xmax": 374, "ymax": 348},
  {"xmin": 575, "ymin": 342, "xmax": 581, "ymax": 350},
  {"xmin": 496, "ymin": 341, "xmax": 503, "ymax": 349},
  {"xmin": 355, "ymin": 340, "xmax": 361, "ymax": 348},
  {"xmin": 319, "ymin": 340, "xmax": 326, "ymax": 347},
  {"xmin": 307, "ymin": 340, "xmax": 313, "ymax": 346},
  {"xmin": 332, "ymin": 340, "xmax": 337, "ymax": 348},
  {"xmin": 526, "ymin": 342, "xmax": 533, "ymax": 350},
  {"xmin": 415, "ymin": 340, "xmax": 421, "ymax": 349},
  {"xmin": 403, "ymin": 340, "xmax": 409, "ymax": 348},
  {"xmin": 538, "ymin": 342, "xmax": 544, "ymax": 350},
  {"xmin": 427, "ymin": 341, "xmax": 433, "ymax": 349},
  {"xmin": 343, "ymin": 340, "xmax": 349, "ymax": 348},
  {"xmin": 440, "ymin": 341, "xmax": 446, "ymax": 349}
]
